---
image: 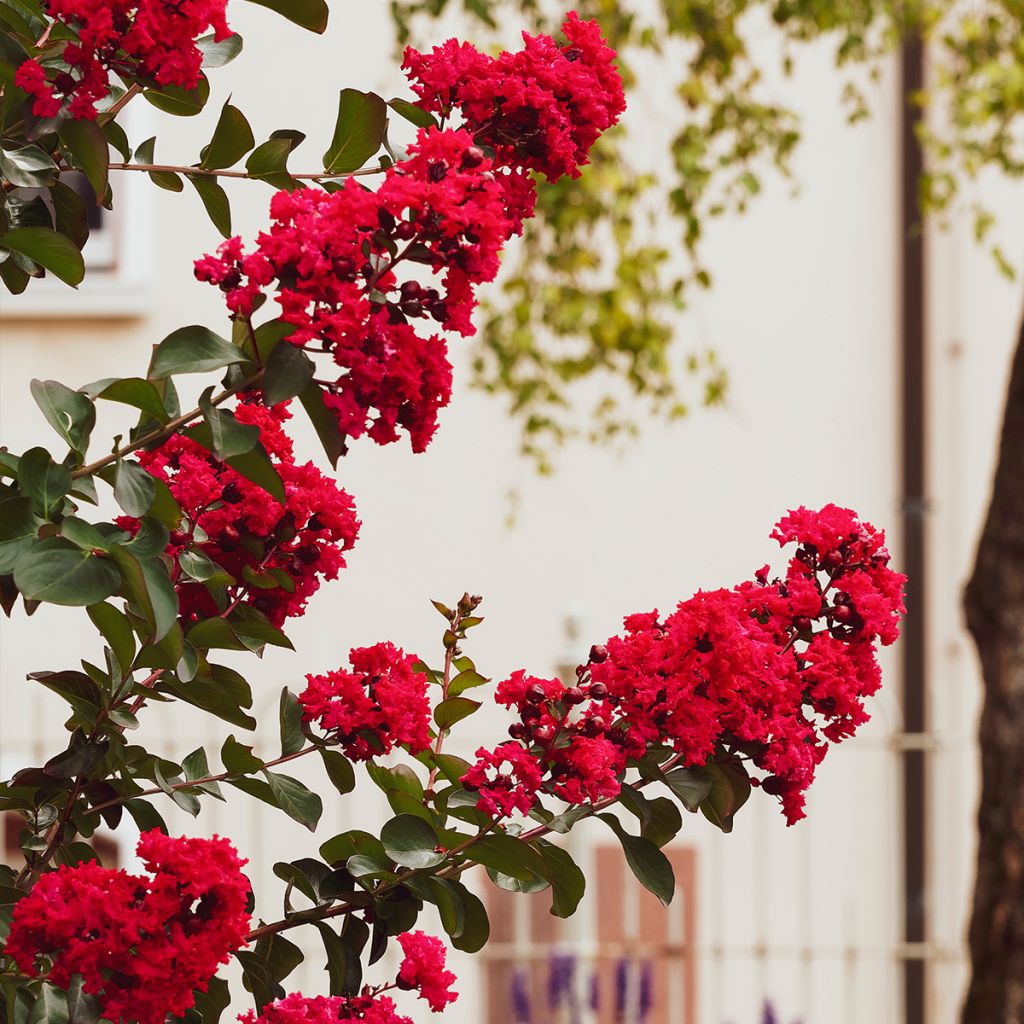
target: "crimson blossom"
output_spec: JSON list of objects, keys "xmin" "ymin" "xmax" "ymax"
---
[
  {"xmin": 121, "ymin": 400, "xmax": 360, "ymax": 628},
  {"xmin": 195, "ymin": 14, "xmax": 624, "ymax": 455},
  {"xmin": 463, "ymin": 504, "xmax": 907, "ymax": 825},
  {"xmin": 5, "ymin": 831, "xmax": 250, "ymax": 1024},
  {"xmin": 299, "ymin": 642, "xmax": 433, "ymax": 760},
  {"xmin": 14, "ymin": 0, "xmax": 230, "ymax": 120}
]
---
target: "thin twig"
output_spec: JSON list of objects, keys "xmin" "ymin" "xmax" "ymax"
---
[{"xmin": 108, "ymin": 162, "xmax": 385, "ymax": 182}]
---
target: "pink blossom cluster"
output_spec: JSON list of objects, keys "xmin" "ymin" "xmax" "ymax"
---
[
  {"xmin": 240, "ymin": 931, "xmax": 457, "ymax": 1023},
  {"xmin": 15, "ymin": 0, "xmax": 230, "ymax": 119},
  {"xmin": 462, "ymin": 505, "xmax": 907, "ymax": 825},
  {"xmin": 299, "ymin": 642, "xmax": 432, "ymax": 760},
  {"xmin": 121, "ymin": 401, "xmax": 360, "ymax": 627},
  {"xmin": 195, "ymin": 14, "xmax": 624, "ymax": 454},
  {"xmin": 5, "ymin": 831, "xmax": 250, "ymax": 1024}
]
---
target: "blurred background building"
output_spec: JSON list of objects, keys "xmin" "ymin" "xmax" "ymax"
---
[{"xmin": 1, "ymin": 3, "xmax": 1022, "ymax": 1022}]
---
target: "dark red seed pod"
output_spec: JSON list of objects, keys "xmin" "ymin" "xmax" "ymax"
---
[
  {"xmin": 520, "ymin": 704, "xmax": 541, "ymax": 723},
  {"xmin": 533, "ymin": 725, "xmax": 555, "ymax": 744},
  {"xmin": 525, "ymin": 683, "xmax": 547, "ymax": 705},
  {"xmin": 588, "ymin": 682, "xmax": 609, "ymax": 701},
  {"xmin": 589, "ymin": 644, "xmax": 608, "ymax": 664},
  {"xmin": 563, "ymin": 686, "xmax": 585, "ymax": 706},
  {"xmin": 508, "ymin": 722, "xmax": 528, "ymax": 740}
]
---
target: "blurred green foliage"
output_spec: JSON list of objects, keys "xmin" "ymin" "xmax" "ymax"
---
[{"xmin": 391, "ymin": 0, "xmax": 1024, "ymax": 467}]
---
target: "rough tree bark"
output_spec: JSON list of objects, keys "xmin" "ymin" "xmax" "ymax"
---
[{"xmin": 962, "ymin": 307, "xmax": 1024, "ymax": 1023}]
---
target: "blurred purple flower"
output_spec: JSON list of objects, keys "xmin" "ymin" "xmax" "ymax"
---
[
  {"xmin": 512, "ymin": 968, "xmax": 533, "ymax": 1023},
  {"xmin": 638, "ymin": 961, "xmax": 653, "ymax": 1023}
]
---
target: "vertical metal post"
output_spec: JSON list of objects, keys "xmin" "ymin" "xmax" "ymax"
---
[{"xmin": 899, "ymin": 32, "xmax": 928, "ymax": 1024}]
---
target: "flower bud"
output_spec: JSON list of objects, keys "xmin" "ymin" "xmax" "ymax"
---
[{"xmin": 589, "ymin": 644, "xmax": 608, "ymax": 664}]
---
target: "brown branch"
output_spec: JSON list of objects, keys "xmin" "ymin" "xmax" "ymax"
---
[
  {"xmin": 71, "ymin": 368, "xmax": 263, "ymax": 480},
  {"xmin": 108, "ymin": 162, "xmax": 385, "ymax": 182}
]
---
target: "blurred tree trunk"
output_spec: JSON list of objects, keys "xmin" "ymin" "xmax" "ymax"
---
[{"xmin": 962, "ymin": 308, "xmax": 1024, "ymax": 1023}]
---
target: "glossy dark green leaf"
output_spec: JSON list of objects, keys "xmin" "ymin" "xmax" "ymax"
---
[
  {"xmin": 60, "ymin": 118, "xmax": 109, "ymax": 199},
  {"xmin": 87, "ymin": 601, "xmax": 136, "ymax": 673},
  {"xmin": 598, "ymin": 813, "xmax": 675, "ymax": 907},
  {"xmin": 695, "ymin": 761, "xmax": 751, "ymax": 833},
  {"xmin": 150, "ymin": 325, "xmax": 249, "ymax": 378},
  {"xmin": 242, "ymin": 0, "xmax": 329, "ymax": 33},
  {"xmin": 434, "ymin": 696, "xmax": 481, "ymax": 729},
  {"xmin": 245, "ymin": 130, "xmax": 305, "ymax": 188},
  {"xmin": 144, "ymin": 73, "xmax": 210, "ymax": 117},
  {"xmin": 196, "ymin": 31, "xmax": 244, "ymax": 67},
  {"xmin": 299, "ymin": 381, "xmax": 346, "ymax": 467},
  {"xmin": 65, "ymin": 975, "xmax": 102, "ymax": 1024},
  {"xmin": 264, "ymin": 770, "xmax": 322, "ymax": 830},
  {"xmin": 86, "ymin": 377, "xmax": 170, "ymax": 423},
  {"xmin": 44, "ymin": 738, "xmax": 108, "ymax": 779},
  {"xmin": 27, "ymin": 984, "xmax": 69, "ymax": 1024},
  {"xmin": 14, "ymin": 537, "xmax": 120, "ymax": 606},
  {"xmin": 381, "ymin": 813, "xmax": 444, "ymax": 869},
  {"xmin": 263, "ymin": 341, "xmax": 315, "ymax": 406},
  {"xmin": 221, "ymin": 734, "xmax": 264, "ymax": 774},
  {"xmin": 472, "ymin": 833, "xmax": 549, "ymax": 883},
  {"xmin": 188, "ymin": 174, "xmax": 231, "ymax": 236},
  {"xmin": 322, "ymin": 89, "xmax": 387, "ymax": 174},
  {"xmin": 661, "ymin": 766, "xmax": 714, "ymax": 812},
  {"xmin": 448, "ymin": 880, "xmax": 489, "ymax": 953},
  {"xmin": 201, "ymin": 100, "xmax": 255, "ymax": 169},
  {"xmin": 30, "ymin": 378, "xmax": 95, "ymax": 454},
  {"xmin": 0, "ymin": 143, "xmax": 58, "ymax": 187},
  {"xmin": 49, "ymin": 180, "xmax": 90, "ymax": 249},
  {"xmin": 0, "ymin": 499, "xmax": 40, "ymax": 575},
  {"xmin": 17, "ymin": 446, "xmax": 71, "ymax": 517},
  {"xmin": 538, "ymin": 840, "xmax": 586, "ymax": 918},
  {"xmin": 388, "ymin": 98, "xmax": 437, "ymax": 129},
  {"xmin": 220, "ymin": 444, "xmax": 285, "ymax": 503},
  {"xmin": 114, "ymin": 459, "xmax": 156, "ymax": 516},
  {"xmin": 278, "ymin": 687, "xmax": 304, "ymax": 756},
  {"xmin": 320, "ymin": 749, "xmax": 356, "ymax": 795},
  {"xmin": 3, "ymin": 227, "xmax": 85, "ymax": 285}
]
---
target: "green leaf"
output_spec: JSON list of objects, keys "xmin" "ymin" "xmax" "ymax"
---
[
  {"xmin": 472, "ymin": 833, "xmax": 549, "ymax": 883},
  {"xmin": 598, "ymin": 813, "xmax": 675, "ymax": 907},
  {"xmin": 448, "ymin": 880, "xmax": 489, "ymax": 953},
  {"xmin": 87, "ymin": 377, "xmax": 169, "ymax": 423},
  {"xmin": 661, "ymin": 766, "xmax": 713, "ymax": 812},
  {"xmin": 30, "ymin": 379, "xmax": 95, "ymax": 454},
  {"xmin": 50, "ymin": 180, "xmax": 90, "ymax": 249},
  {"xmin": 695, "ymin": 761, "xmax": 751, "ymax": 833},
  {"xmin": 87, "ymin": 601, "xmax": 136, "ymax": 674},
  {"xmin": 434, "ymin": 696, "xmax": 481, "ymax": 729},
  {"xmin": 65, "ymin": 976, "xmax": 102, "ymax": 1024},
  {"xmin": 0, "ymin": 143, "xmax": 58, "ymax": 188},
  {"xmin": 0, "ymin": 495, "xmax": 40, "ymax": 573},
  {"xmin": 150, "ymin": 325, "xmax": 249, "ymax": 378},
  {"xmin": 245, "ymin": 131, "xmax": 305, "ymax": 188},
  {"xmin": 320, "ymin": 749, "xmax": 355, "ymax": 795},
  {"xmin": 200, "ymin": 392, "xmax": 260, "ymax": 458},
  {"xmin": 114, "ymin": 459, "xmax": 156, "ymax": 517},
  {"xmin": 449, "ymin": 669, "xmax": 489, "ymax": 696},
  {"xmin": 144, "ymin": 73, "xmax": 210, "ymax": 117},
  {"xmin": 17, "ymin": 447, "xmax": 71, "ymax": 517},
  {"xmin": 380, "ymin": 814, "xmax": 444, "ymax": 869},
  {"xmin": 264, "ymin": 770, "xmax": 323, "ymax": 830},
  {"xmin": 197, "ymin": 31, "xmax": 244, "ymax": 68},
  {"xmin": 221, "ymin": 734, "xmax": 264, "ymax": 774},
  {"xmin": 60, "ymin": 119, "xmax": 109, "ymax": 200},
  {"xmin": 538, "ymin": 840, "xmax": 586, "ymax": 918},
  {"xmin": 14, "ymin": 537, "xmax": 120, "ymax": 606},
  {"xmin": 242, "ymin": 0, "xmax": 328, "ymax": 32},
  {"xmin": 201, "ymin": 99, "xmax": 255, "ymax": 169},
  {"xmin": 27, "ymin": 984, "xmax": 69, "ymax": 1024},
  {"xmin": 108, "ymin": 545, "xmax": 178, "ymax": 642},
  {"xmin": 279, "ymin": 687, "xmax": 304, "ymax": 756},
  {"xmin": 322, "ymin": 90, "xmax": 388, "ymax": 174},
  {"xmin": 2, "ymin": 227, "xmax": 85, "ymax": 286},
  {"xmin": 299, "ymin": 381, "xmax": 346, "ymax": 467},
  {"xmin": 388, "ymin": 98, "xmax": 437, "ymax": 129},
  {"xmin": 220, "ymin": 444, "xmax": 285, "ymax": 503},
  {"xmin": 188, "ymin": 174, "xmax": 232, "ymax": 237},
  {"xmin": 263, "ymin": 341, "xmax": 315, "ymax": 406}
]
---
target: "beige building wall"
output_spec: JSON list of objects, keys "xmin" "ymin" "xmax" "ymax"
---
[{"xmin": 1, "ymin": 4, "xmax": 1022, "ymax": 1022}]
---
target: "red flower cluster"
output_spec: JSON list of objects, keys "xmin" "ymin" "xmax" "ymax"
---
[
  {"xmin": 403, "ymin": 12, "xmax": 626, "ymax": 182},
  {"xmin": 196, "ymin": 15, "xmax": 623, "ymax": 454},
  {"xmin": 300, "ymin": 642, "xmax": 432, "ymax": 760},
  {"xmin": 463, "ymin": 506, "xmax": 906, "ymax": 825},
  {"xmin": 397, "ymin": 930, "xmax": 459, "ymax": 1011},
  {"xmin": 122, "ymin": 401, "xmax": 359, "ymax": 627},
  {"xmin": 239, "ymin": 993, "xmax": 412, "ymax": 1024},
  {"xmin": 15, "ymin": 0, "xmax": 230, "ymax": 119},
  {"xmin": 6, "ymin": 831, "xmax": 250, "ymax": 1024}
]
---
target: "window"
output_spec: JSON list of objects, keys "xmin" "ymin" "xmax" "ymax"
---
[{"xmin": 485, "ymin": 843, "xmax": 698, "ymax": 1024}]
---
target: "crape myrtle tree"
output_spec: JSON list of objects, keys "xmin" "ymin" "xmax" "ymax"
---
[
  {"xmin": 0, "ymin": 2, "xmax": 906, "ymax": 1022},
  {"xmin": 394, "ymin": 1, "xmax": 1024, "ymax": 1019}
]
